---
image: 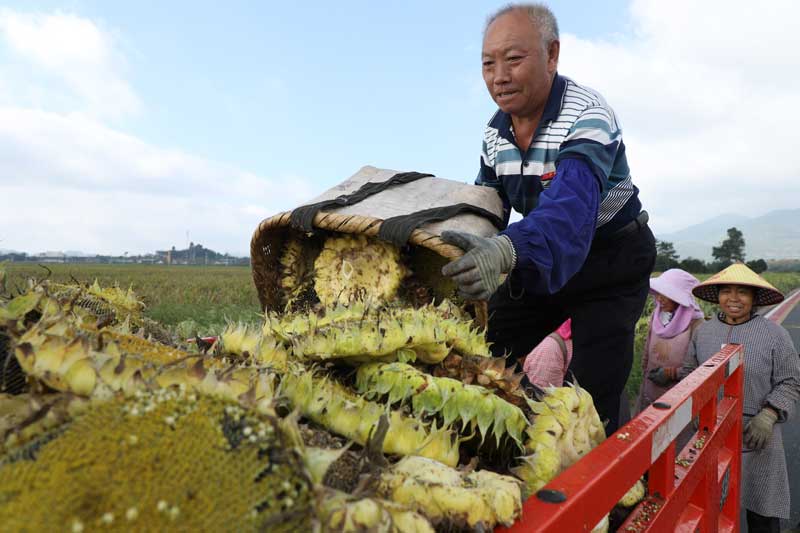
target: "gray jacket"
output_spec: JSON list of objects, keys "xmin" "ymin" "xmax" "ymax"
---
[{"xmin": 680, "ymin": 314, "xmax": 800, "ymax": 518}]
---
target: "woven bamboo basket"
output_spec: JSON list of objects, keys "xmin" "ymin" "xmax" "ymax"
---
[{"xmin": 249, "ymin": 166, "xmax": 504, "ymax": 321}]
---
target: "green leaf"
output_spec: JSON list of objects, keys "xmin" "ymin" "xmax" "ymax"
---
[
  {"xmin": 475, "ymin": 395, "xmax": 496, "ymax": 442},
  {"xmin": 3, "ymin": 292, "xmax": 41, "ymax": 320},
  {"xmin": 412, "ymin": 381, "xmax": 444, "ymax": 416},
  {"xmin": 455, "ymin": 388, "xmax": 479, "ymax": 427}
]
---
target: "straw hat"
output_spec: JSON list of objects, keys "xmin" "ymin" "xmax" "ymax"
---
[{"xmin": 692, "ymin": 263, "xmax": 784, "ymax": 306}]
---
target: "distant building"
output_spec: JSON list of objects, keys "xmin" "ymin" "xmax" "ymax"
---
[
  {"xmin": 154, "ymin": 242, "xmax": 246, "ymax": 266},
  {"xmin": 36, "ymin": 251, "xmax": 67, "ymax": 263},
  {"xmin": 1, "ymin": 244, "xmax": 248, "ymax": 266}
]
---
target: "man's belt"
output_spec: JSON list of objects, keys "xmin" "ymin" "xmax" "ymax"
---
[{"xmin": 595, "ymin": 211, "xmax": 649, "ymax": 245}]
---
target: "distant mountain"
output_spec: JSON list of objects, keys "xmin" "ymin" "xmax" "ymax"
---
[{"xmin": 657, "ymin": 209, "xmax": 800, "ymax": 261}]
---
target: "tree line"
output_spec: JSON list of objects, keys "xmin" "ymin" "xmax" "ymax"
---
[{"xmin": 655, "ymin": 227, "xmax": 768, "ymax": 274}]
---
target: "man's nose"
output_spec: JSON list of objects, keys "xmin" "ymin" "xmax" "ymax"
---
[{"xmin": 494, "ymin": 61, "xmax": 511, "ymax": 83}]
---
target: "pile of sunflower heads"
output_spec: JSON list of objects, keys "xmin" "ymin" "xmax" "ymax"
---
[{"xmin": 0, "ymin": 233, "xmax": 644, "ymax": 532}]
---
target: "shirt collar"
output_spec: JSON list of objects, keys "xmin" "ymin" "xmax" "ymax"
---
[
  {"xmin": 488, "ymin": 72, "xmax": 567, "ymax": 139},
  {"xmin": 717, "ymin": 311, "xmax": 758, "ymax": 325},
  {"xmin": 542, "ymin": 72, "xmax": 566, "ymax": 123}
]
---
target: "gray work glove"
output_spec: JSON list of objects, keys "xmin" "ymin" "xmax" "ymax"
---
[
  {"xmin": 440, "ymin": 230, "xmax": 515, "ymax": 301},
  {"xmin": 647, "ymin": 367, "xmax": 678, "ymax": 387},
  {"xmin": 744, "ymin": 407, "xmax": 778, "ymax": 450}
]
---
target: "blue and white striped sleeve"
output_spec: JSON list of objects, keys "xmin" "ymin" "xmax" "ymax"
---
[
  {"xmin": 556, "ymin": 105, "xmax": 622, "ymax": 194},
  {"xmin": 500, "ymin": 158, "xmax": 599, "ymax": 295},
  {"xmin": 475, "ymin": 139, "xmax": 511, "ymax": 227},
  {"xmin": 475, "ymin": 138, "xmax": 497, "ymax": 186}
]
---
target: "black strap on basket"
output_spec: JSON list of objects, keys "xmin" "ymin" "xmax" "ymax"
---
[
  {"xmin": 289, "ymin": 171, "xmax": 434, "ymax": 233},
  {"xmin": 378, "ymin": 204, "xmax": 505, "ymax": 247},
  {"xmin": 289, "ymin": 170, "xmax": 505, "ymax": 247}
]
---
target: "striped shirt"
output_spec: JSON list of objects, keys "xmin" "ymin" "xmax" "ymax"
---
[{"xmin": 477, "ymin": 73, "xmax": 641, "ymax": 235}]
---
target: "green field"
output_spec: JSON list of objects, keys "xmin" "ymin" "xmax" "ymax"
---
[
  {"xmin": 3, "ymin": 263, "xmax": 261, "ymax": 337},
  {"xmin": 5, "ymin": 263, "xmax": 799, "ymax": 411}
]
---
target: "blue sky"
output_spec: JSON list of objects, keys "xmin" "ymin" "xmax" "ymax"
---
[
  {"xmin": 1, "ymin": 0, "xmax": 798, "ymax": 255},
  {"xmin": 3, "ymin": 0, "xmax": 627, "ymax": 181}
]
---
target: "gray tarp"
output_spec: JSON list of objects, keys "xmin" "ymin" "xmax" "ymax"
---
[{"xmin": 307, "ymin": 165, "xmax": 505, "ymax": 238}]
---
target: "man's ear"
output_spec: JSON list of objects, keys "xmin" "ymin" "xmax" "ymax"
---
[{"xmin": 548, "ymin": 40, "xmax": 560, "ymax": 73}]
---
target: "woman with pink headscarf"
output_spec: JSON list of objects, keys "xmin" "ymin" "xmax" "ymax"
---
[
  {"xmin": 523, "ymin": 319, "xmax": 573, "ymax": 388},
  {"xmin": 636, "ymin": 269, "xmax": 705, "ymax": 413},
  {"xmin": 524, "ymin": 318, "xmax": 634, "ymax": 426}
]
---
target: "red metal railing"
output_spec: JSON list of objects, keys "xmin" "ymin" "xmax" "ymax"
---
[{"xmin": 499, "ymin": 343, "xmax": 744, "ymax": 532}]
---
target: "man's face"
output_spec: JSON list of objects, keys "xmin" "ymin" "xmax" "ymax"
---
[{"xmin": 482, "ymin": 10, "xmax": 559, "ymax": 119}]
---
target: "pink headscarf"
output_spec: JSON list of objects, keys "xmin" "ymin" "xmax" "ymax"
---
[
  {"xmin": 555, "ymin": 318, "xmax": 572, "ymax": 340},
  {"xmin": 649, "ymin": 269, "xmax": 704, "ymax": 339}
]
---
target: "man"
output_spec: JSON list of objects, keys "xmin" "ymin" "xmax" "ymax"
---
[{"xmin": 441, "ymin": 3, "xmax": 655, "ymax": 434}]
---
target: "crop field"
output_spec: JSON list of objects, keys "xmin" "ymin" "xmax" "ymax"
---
[
  {"xmin": 4, "ymin": 263, "xmax": 799, "ymax": 410},
  {"xmin": 3, "ymin": 263, "xmax": 261, "ymax": 338}
]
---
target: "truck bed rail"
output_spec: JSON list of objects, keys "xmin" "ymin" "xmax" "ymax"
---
[{"xmin": 499, "ymin": 343, "xmax": 744, "ymax": 532}]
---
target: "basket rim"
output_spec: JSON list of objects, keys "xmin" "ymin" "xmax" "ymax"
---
[
  {"xmin": 249, "ymin": 210, "xmax": 466, "ymax": 260},
  {"xmin": 249, "ymin": 210, "xmax": 466, "ymax": 308}
]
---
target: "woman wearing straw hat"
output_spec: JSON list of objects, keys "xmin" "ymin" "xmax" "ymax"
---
[
  {"xmin": 678, "ymin": 263, "xmax": 800, "ymax": 532},
  {"xmin": 636, "ymin": 269, "xmax": 705, "ymax": 413}
]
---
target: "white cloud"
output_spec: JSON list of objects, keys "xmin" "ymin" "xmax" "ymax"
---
[
  {"xmin": 0, "ymin": 9, "xmax": 141, "ymax": 118},
  {"xmin": 4, "ymin": 2, "xmax": 797, "ymax": 257},
  {"xmin": 558, "ymin": 0, "xmax": 800, "ymax": 234},
  {"xmin": 0, "ymin": 106, "xmax": 314, "ymax": 255},
  {"xmin": 0, "ymin": 9, "xmax": 314, "ymax": 256}
]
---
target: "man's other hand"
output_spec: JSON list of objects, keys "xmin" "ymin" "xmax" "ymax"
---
[{"xmin": 440, "ymin": 230, "xmax": 515, "ymax": 301}]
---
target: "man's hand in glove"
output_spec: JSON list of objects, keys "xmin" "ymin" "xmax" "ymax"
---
[
  {"xmin": 440, "ymin": 231, "xmax": 516, "ymax": 301},
  {"xmin": 744, "ymin": 407, "xmax": 778, "ymax": 450},
  {"xmin": 647, "ymin": 367, "xmax": 677, "ymax": 386}
]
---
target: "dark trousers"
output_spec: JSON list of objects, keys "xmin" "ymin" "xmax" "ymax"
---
[
  {"xmin": 745, "ymin": 510, "xmax": 780, "ymax": 533},
  {"xmin": 487, "ymin": 224, "xmax": 656, "ymax": 435}
]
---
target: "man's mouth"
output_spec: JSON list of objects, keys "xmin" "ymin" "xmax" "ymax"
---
[{"xmin": 497, "ymin": 90, "xmax": 517, "ymax": 99}]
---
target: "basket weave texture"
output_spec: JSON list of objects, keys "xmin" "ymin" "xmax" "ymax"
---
[
  {"xmin": 249, "ymin": 167, "xmax": 504, "ymax": 328},
  {"xmin": 250, "ymin": 210, "xmax": 465, "ymax": 312}
]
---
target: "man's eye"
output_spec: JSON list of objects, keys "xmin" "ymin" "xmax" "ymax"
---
[
  {"xmin": 508, "ymin": 55, "xmax": 522, "ymax": 62},
  {"xmin": 482, "ymin": 60, "xmax": 494, "ymax": 67}
]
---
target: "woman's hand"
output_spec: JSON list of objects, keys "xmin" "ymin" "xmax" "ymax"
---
[
  {"xmin": 744, "ymin": 408, "xmax": 778, "ymax": 450},
  {"xmin": 647, "ymin": 367, "xmax": 677, "ymax": 386}
]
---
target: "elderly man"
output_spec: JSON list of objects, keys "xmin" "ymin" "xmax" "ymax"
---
[{"xmin": 441, "ymin": 3, "xmax": 656, "ymax": 434}]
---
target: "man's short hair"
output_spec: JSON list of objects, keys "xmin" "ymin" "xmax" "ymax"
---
[{"xmin": 485, "ymin": 3, "xmax": 560, "ymax": 53}]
